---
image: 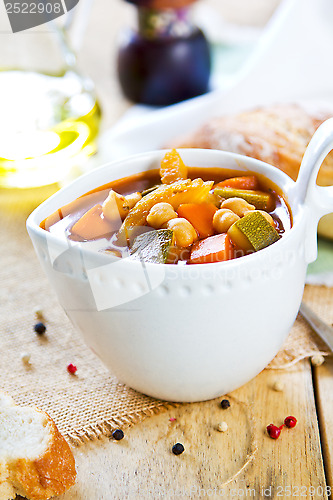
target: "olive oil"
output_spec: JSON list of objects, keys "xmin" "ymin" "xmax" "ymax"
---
[{"xmin": 0, "ymin": 70, "xmax": 101, "ymax": 188}]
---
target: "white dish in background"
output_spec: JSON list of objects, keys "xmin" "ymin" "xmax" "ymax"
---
[
  {"xmin": 97, "ymin": 0, "xmax": 333, "ymax": 163},
  {"xmin": 27, "ymin": 120, "xmax": 333, "ymax": 401}
]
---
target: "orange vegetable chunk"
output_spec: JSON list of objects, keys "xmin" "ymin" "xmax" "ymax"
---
[
  {"xmin": 43, "ymin": 210, "xmax": 62, "ymax": 231},
  {"xmin": 216, "ymin": 175, "xmax": 259, "ymax": 191},
  {"xmin": 43, "ymin": 191, "xmax": 103, "ymax": 230},
  {"xmin": 71, "ymin": 205, "xmax": 115, "ymax": 240},
  {"xmin": 160, "ymin": 148, "xmax": 188, "ymax": 184},
  {"xmin": 189, "ymin": 234, "xmax": 234, "ymax": 264},
  {"xmin": 177, "ymin": 203, "xmax": 217, "ymax": 239}
]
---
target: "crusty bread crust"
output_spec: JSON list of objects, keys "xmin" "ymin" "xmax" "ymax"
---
[
  {"xmin": 0, "ymin": 464, "xmax": 14, "ymax": 500},
  {"xmin": 175, "ymin": 104, "xmax": 333, "ymax": 184},
  {"xmin": 174, "ymin": 103, "xmax": 333, "ymax": 238},
  {"xmin": 0, "ymin": 403, "xmax": 76, "ymax": 500}
]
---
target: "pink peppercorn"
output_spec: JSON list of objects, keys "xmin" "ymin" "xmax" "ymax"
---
[
  {"xmin": 67, "ymin": 363, "xmax": 77, "ymax": 374},
  {"xmin": 267, "ymin": 424, "xmax": 283, "ymax": 439},
  {"xmin": 284, "ymin": 416, "xmax": 297, "ymax": 428}
]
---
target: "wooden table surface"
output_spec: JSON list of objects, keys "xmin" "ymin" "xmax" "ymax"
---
[
  {"xmin": 55, "ymin": 1, "xmax": 332, "ymax": 498},
  {"xmin": 57, "ymin": 359, "xmax": 333, "ymax": 499}
]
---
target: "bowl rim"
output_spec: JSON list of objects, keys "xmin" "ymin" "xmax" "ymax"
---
[{"xmin": 26, "ymin": 148, "xmax": 303, "ymax": 271}]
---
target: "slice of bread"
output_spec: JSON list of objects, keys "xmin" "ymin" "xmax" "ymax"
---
[{"xmin": 0, "ymin": 393, "xmax": 76, "ymax": 500}]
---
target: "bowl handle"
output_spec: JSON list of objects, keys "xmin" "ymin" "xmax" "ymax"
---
[{"xmin": 294, "ymin": 118, "xmax": 333, "ymax": 263}]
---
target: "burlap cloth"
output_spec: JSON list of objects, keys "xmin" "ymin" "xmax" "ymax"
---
[{"xmin": 0, "ymin": 196, "xmax": 332, "ymax": 446}]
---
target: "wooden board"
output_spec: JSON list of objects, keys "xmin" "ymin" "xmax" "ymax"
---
[
  {"xmin": 313, "ymin": 356, "xmax": 333, "ymax": 489},
  {"xmin": 56, "ymin": 360, "xmax": 328, "ymax": 499}
]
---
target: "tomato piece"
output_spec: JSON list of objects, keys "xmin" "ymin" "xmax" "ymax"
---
[
  {"xmin": 189, "ymin": 234, "xmax": 234, "ymax": 264},
  {"xmin": 71, "ymin": 205, "xmax": 115, "ymax": 240},
  {"xmin": 177, "ymin": 203, "xmax": 217, "ymax": 239},
  {"xmin": 216, "ymin": 175, "xmax": 260, "ymax": 191}
]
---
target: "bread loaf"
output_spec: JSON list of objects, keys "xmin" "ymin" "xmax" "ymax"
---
[
  {"xmin": 174, "ymin": 104, "xmax": 333, "ymax": 238},
  {"xmin": 0, "ymin": 392, "xmax": 76, "ymax": 500}
]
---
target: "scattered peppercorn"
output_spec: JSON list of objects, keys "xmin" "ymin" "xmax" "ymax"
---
[
  {"xmin": 284, "ymin": 416, "xmax": 297, "ymax": 428},
  {"xmin": 272, "ymin": 380, "xmax": 284, "ymax": 392},
  {"xmin": 311, "ymin": 354, "xmax": 325, "ymax": 367},
  {"xmin": 21, "ymin": 352, "xmax": 31, "ymax": 364},
  {"xmin": 172, "ymin": 443, "xmax": 184, "ymax": 455},
  {"xmin": 112, "ymin": 429, "xmax": 124, "ymax": 441},
  {"xmin": 33, "ymin": 307, "xmax": 44, "ymax": 321},
  {"xmin": 217, "ymin": 422, "xmax": 228, "ymax": 432},
  {"xmin": 220, "ymin": 399, "xmax": 230, "ymax": 409},
  {"xmin": 266, "ymin": 424, "xmax": 283, "ymax": 439},
  {"xmin": 67, "ymin": 363, "xmax": 77, "ymax": 374},
  {"xmin": 34, "ymin": 322, "xmax": 46, "ymax": 335}
]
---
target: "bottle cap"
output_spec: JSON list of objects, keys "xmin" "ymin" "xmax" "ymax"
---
[{"xmin": 125, "ymin": 0, "xmax": 196, "ymax": 8}]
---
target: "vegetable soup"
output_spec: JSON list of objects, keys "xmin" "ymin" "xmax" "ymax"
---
[{"xmin": 42, "ymin": 150, "xmax": 292, "ymax": 264}]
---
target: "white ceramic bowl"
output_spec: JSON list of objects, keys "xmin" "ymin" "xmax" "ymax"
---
[{"xmin": 27, "ymin": 120, "xmax": 333, "ymax": 402}]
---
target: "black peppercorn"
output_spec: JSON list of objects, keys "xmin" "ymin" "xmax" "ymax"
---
[
  {"xmin": 112, "ymin": 429, "xmax": 124, "ymax": 441},
  {"xmin": 34, "ymin": 322, "xmax": 46, "ymax": 335},
  {"xmin": 220, "ymin": 399, "xmax": 230, "ymax": 409},
  {"xmin": 172, "ymin": 443, "xmax": 184, "ymax": 455}
]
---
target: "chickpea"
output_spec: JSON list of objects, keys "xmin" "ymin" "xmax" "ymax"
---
[
  {"xmin": 146, "ymin": 202, "xmax": 178, "ymax": 229},
  {"xmin": 102, "ymin": 189, "xmax": 130, "ymax": 221},
  {"xmin": 125, "ymin": 192, "xmax": 142, "ymax": 209},
  {"xmin": 221, "ymin": 197, "xmax": 255, "ymax": 217},
  {"xmin": 166, "ymin": 218, "xmax": 198, "ymax": 247},
  {"xmin": 250, "ymin": 210, "xmax": 275, "ymax": 226},
  {"xmin": 213, "ymin": 209, "xmax": 240, "ymax": 234}
]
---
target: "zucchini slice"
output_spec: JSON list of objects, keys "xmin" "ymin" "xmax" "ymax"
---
[
  {"xmin": 130, "ymin": 229, "xmax": 174, "ymax": 264},
  {"xmin": 228, "ymin": 211, "xmax": 280, "ymax": 252},
  {"xmin": 214, "ymin": 186, "xmax": 273, "ymax": 211}
]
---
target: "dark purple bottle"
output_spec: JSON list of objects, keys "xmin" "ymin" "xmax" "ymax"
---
[{"xmin": 117, "ymin": 0, "xmax": 211, "ymax": 106}]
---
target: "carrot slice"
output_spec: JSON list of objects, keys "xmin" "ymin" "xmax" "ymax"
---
[
  {"xmin": 71, "ymin": 205, "xmax": 115, "ymax": 240},
  {"xmin": 216, "ymin": 175, "xmax": 259, "ymax": 190},
  {"xmin": 177, "ymin": 203, "xmax": 217, "ymax": 239},
  {"xmin": 189, "ymin": 234, "xmax": 234, "ymax": 264}
]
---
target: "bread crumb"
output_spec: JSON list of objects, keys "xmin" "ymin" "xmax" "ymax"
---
[
  {"xmin": 272, "ymin": 380, "xmax": 284, "ymax": 392},
  {"xmin": 21, "ymin": 352, "xmax": 31, "ymax": 364},
  {"xmin": 311, "ymin": 354, "xmax": 325, "ymax": 366},
  {"xmin": 217, "ymin": 422, "xmax": 228, "ymax": 432}
]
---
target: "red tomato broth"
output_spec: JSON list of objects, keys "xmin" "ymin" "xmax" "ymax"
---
[{"xmin": 41, "ymin": 167, "xmax": 292, "ymax": 265}]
